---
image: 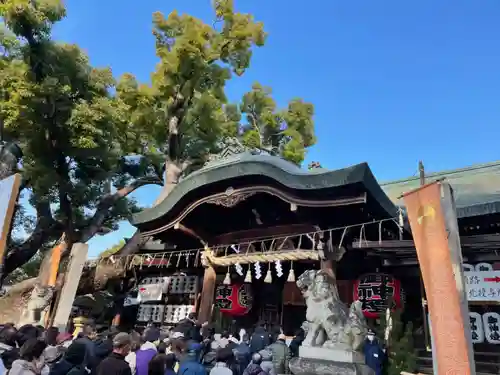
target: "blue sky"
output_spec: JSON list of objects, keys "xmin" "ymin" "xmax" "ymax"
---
[{"xmin": 49, "ymin": 0, "xmax": 500, "ymax": 257}]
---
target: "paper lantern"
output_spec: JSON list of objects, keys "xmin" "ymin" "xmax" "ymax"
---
[
  {"xmin": 215, "ymin": 283, "xmax": 253, "ymax": 316},
  {"xmin": 353, "ymin": 273, "xmax": 404, "ymax": 318}
]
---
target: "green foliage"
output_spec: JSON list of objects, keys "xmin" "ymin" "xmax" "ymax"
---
[
  {"xmin": 122, "ymin": 0, "xmax": 315, "ymax": 168},
  {"xmin": 378, "ymin": 309, "xmax": 418, "ymax": 375},
  {"xmin": 239, "ymin": 83, "xmax": 315, "ymax": 164},
  {"xmin": 0, "ymin": 0, "xmax": 317, "ymax": 276},
  {"xmin": 98, "ymin": 240, "xmax": 126, "ymax": 258},
  {"xmin": 4, "ymin": 252, "xmax": 43, "ymax": 285},
  {"xmin": 0, "ymin": 0, "xmax": 162, "ymax": 249}
]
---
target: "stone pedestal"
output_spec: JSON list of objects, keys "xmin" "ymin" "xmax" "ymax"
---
[{"xmin": 289, "ymin": 347, "xmax": 374, "ymax": 375}]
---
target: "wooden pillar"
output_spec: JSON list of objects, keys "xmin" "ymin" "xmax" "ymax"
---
[
  {"xmin": 198, "ymin": 265, "xmax": 216, "ymax": 324},
  {"xmin": 404, "ymin": 181, "xmax": 475, "ymax": 375},
  {"xmin": 0, "ymin": 174, "xmax": 21, "ymax": 285}
]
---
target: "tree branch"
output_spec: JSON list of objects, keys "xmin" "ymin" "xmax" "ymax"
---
[
  {"xmin": 3, "ymin": 200, "xmax": 62, "ymax": 279},
  {"xmin": 78, "ymin": 177, "xmax": 163, "ymax": 244}
]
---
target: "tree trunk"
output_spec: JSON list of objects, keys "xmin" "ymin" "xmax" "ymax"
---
[{"xmin": 154, "ymin": 160, "xmax": 184, "ymax": 205}]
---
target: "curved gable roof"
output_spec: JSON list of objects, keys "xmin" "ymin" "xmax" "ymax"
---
[{"xmin": 131, "ymin": 153, "xmax": 397, "ymax": 227}]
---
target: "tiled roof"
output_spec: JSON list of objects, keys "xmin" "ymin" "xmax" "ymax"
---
[{"xmin": 380, "ymin": 161, "xmax": 500, "ymax": 218}]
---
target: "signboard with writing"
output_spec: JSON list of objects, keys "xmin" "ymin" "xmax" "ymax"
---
[{"xmin": 464, "ymin": 271, "xmax": 500, "ymax": 301}]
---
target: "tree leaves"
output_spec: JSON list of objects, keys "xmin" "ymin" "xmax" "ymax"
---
[{"xmin": 0, "ymin": 0, "xmax": 318, "ymax": 277}]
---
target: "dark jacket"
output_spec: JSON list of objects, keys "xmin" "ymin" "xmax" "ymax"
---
[
  {"xmin": 249, "ymin": 328, "xmax": 269, "ymax": 354},
  {"xmin": 233, "ymin": 343, "xmax": 251, "ymax": 375},
  {"xmin": 97, "ymin": 352, "xmax": 132, "ymax": 375},
  {"xmin": 49, "ymin": 360, "xmax": 86, "ymax": 375},
  {"xmin": 288, "ymin": 335, "xmax": 303, "ymax": 358},
  {"xmin": 178, "ymin": 349, "xmax": 207, "ymax": 375},
  {"xmin": 202, "ymin": 350, "xmax": 217, "ymax": 373},
  {"xmin": 74, "ymin": 336, "xmax": 97, "ymax": 371},
  {"xmin": 363, "ymin": 340, "xmax": 384, "ymax": 375}
]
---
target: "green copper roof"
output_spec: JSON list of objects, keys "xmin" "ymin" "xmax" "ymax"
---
[
  {"xmin": 131, "ymin": 153, "xmax": 398, "ymax": 227},
  {"xmin": 381, "ymin": 161, "xmax": 500, "ymax": 218}
]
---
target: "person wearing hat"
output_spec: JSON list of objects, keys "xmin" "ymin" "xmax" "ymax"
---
[
  {"xmin": 266, "ymin": 333, "xmax": 290, "ymax": 375},
  {"xmin": 48, "ymin": 341, "xmax": 87, "ymax": 375},
  {"xmin": 96, "ymin": 333, "xmax": 132, "ymax": 375},
  {"xmin": 42, "ymin": 346, "xmax": 63, "ymax": 370},
  {"xmin": 363, "ymin": 329, "xmax": 384, "ymax": 375}
]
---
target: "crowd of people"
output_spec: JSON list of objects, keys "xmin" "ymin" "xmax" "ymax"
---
[
  {"xmin": 0, "ymin": 314, "xmax": 385, "ymax": 375},
  {"xmin": 0, "ymin": 314, "xmax": 307, "ymax": 375}
]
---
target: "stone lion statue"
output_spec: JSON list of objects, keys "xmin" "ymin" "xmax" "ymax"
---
[{"xmin": 297, "ymin": 269, "xmax": 368, "ymax": 352}]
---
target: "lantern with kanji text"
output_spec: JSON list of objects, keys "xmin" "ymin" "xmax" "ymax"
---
[
  {"xmin": 215, "ymin": 283, "xmax": 253, "ymax": 316},
  {"xmin": 353, "ymin": 273, "xmax": 404, "ymax": 318}
]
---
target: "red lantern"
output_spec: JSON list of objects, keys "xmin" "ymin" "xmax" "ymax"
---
[
  {"xmin": 353, "ymin": 273, "xmax": 404, "ymax": 318},
  {"xmin": 215, "ymin": 283, "xmax": 253, "ymax": 316}
]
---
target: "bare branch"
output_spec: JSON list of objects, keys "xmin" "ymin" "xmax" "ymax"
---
[
  {"xmin": 3, "ymin": 200, "xmax": 62, "ymax": 279},
  {"xmin": 78, "ymin": 177, "xmax": 163, "ymax": 243}
]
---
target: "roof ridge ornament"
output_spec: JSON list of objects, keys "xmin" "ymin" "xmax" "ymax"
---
[{"xmin": 207, "ymin": 137, "xmax": 276, "ymax": 164}]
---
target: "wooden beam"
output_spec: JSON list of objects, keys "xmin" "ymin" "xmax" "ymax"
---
[
  {"xmin": 174, "ymin": 222, "xmax": 209, "ymax": 246},
  {"xmin": 352, "ymin": 233, "xmax": 500, "ymax": 250},
  {"xmin": 0, "ymin": 174, "xmax": 21, "ymax": 283}
]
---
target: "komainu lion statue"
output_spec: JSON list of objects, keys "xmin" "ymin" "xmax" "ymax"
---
[{"xmin": 297, "ymin": 269, "xmax": 368, "ymax": 351}]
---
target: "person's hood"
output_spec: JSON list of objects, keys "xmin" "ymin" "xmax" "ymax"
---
[
  {"xmin": 140, "ymin": 341, "xmax": 157, "ymax": 351},
  {"xmin": 202, "ymin": 351, "xmax": 216, "ymax": 364},
  {"xmin": 48, "ymin": 360, "xmax": 74, "ymax": 375},
  {"xmin": 0, "ymin": 342, "xmax": 13, "ymax": 353},
  {"xmin": 246, "ymin": 363, "xmax": 264, "ymax": 375},
  {"xmin": 10, "ymin": 359, "xmax": 39, "ymax": 375},
  {"xmin": 43, "ymin": 346, "xmax": 63, "ymax": 364},
  {"xmin": 258, "ymin": 349, "xmax": 272, "ymax": 361},
  {"xmin": 254, "ymin": 327, "xmax": 266, "ymax": 334}
]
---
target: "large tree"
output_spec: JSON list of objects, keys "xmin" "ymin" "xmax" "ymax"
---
[
  {"xmin": 0, "ymin": 0, "xmax": 162, "ymax": 279},
  {"xmin": 0, "ymin": 0, "xmax": 316, "ymax": 281},
  {"xmin": 121, "ymin": 0, "xmax": 315, "ymax": 204}
]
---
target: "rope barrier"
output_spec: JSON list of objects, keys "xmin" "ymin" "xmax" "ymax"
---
[{"xmin": 203, "ymin": 249, "xmax": 319, "ymax": 266}]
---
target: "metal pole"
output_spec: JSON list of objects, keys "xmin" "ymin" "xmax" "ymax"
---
[{"xmin": 418, "ymin": 161, "xmax": 431, "ymax": 351}]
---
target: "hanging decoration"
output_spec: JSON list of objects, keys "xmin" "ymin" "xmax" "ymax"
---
[
  {"xmin": 287, "ymin": 261, "xmax": 296, "ymax": 283},
  {"xmin": 353, "ymin": 273, "xmax": 404, "ymax": 318},
  {"xmin": 235, "ymin": 263, "xmax": 244, "ymax": 276},
  {"xmin": 103, "ymin": 217, "xmax": 400, "ymax": 271},
  {"xmin": 215, "ymin": 283, "xmax": 253, "ymax": 316},
  {"xmin": 275, "ymin": 260, "xmax": 283, "ymax": 278},
  {"xmin": 264, "ymin": 263, "xmax": 273, "ymax": 284},
  {"xmin": 244, "ymin": 266, "xmax": 252, "ymax": 283},
  {"xmin": 223, "ymin": 267, "xmax": 231, "ymax": 285},
  {"xmin": 254, "ymin": 262, "xmax": 262, "ymax": 280}
]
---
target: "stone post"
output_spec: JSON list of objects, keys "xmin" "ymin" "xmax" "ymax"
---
[{"xmin": 52, "ymin": 243, "xmax": 88, "ymax": 331}]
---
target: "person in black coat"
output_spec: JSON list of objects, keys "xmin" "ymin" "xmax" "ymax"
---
[
  {"xmin": 96, "ymin": 333, "xmax": 132, "ymax": 375},
  {"xmin": 289, "ymin": 328, "xmax": 305, "ymax": 358},
  {"xmin": 49, "ymin": 342, "xmax": 87, "ymax": 375},
  {"xmin": 363, "ymin": 330, "xmax": 385, "ymax": 375},
  {"xmin": 249, "ymin": 323, "xmax": 270, "ymax": 354}
]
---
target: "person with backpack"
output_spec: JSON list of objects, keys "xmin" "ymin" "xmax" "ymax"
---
[
  {"xmin": 266, "ymin": 334, "xmax": 290, "ymax": 375},
  {"xmin": 249, "ymin": 323, "xmax": 269, "ymax": 355}
]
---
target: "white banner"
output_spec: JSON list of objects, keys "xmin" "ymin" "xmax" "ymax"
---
[
  {"xmin": 464, "ymin": 271, "xmax": 500, "ymax": 301},
  {"xmin": 137, "ymin": 284, "xmax": 163, "ymax": 302}
]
